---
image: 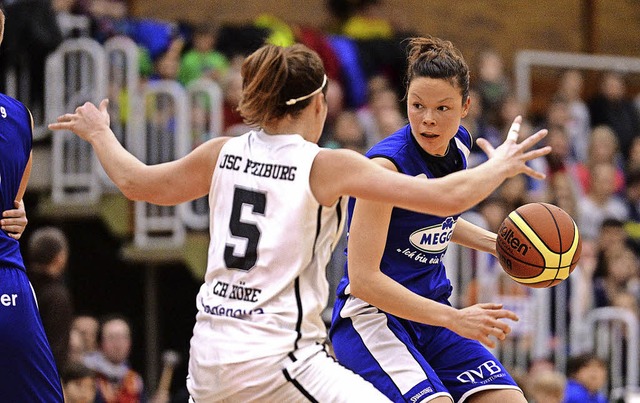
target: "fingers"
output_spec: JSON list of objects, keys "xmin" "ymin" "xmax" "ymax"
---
[
  {"xmin": 475, "ymin": 138, "xmax": 495, "ymax": 157},
  {"xmin": 477, "ymin": 303, "xmax": 503, "ymax": 310},
  {"xmin": 517, "ymin": 128, "xmax": 548, "ymax": 150},
  {"xmin": 480, "ymin": 335, "xmax": 496, "ymax": 349},
  {"xmin": 99, "ymin": 98, "xmax": 109, "ymax": 112},
  {"xmin": 506, "ymin": 115, "xmax": 523, "ymax": 142},
  {"xmin": 1, "ymin": 224, "xmax": 23, "ymax": 236}
]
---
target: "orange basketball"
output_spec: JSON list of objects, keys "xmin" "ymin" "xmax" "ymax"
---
[{"xmin": 496, "ymin": 202, "xmax": 581, "ymax": 288}]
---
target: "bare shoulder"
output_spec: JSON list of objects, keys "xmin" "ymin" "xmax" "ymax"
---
[
  {"xmin": 192, "ymin": 136, "xmax": 233, "ymax": 160},
  {"xmin": 310, "ymin": 148, "xmax": 363, "ymax": 206},
  {"xmin": 313, "ymin": 147, "xmax": 365, "ymax": 169},
  {"xmin": 182, "ymin": 136, "xmax": 234, "ymax": 178}
]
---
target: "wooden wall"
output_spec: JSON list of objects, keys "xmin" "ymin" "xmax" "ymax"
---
[
  {"xmin": 129, "ymin": 0, "xmax": 640, "ymax": 113},
  {"xmin": 129, "ymin": 1, "xmax": 640, "ymax": 57}
]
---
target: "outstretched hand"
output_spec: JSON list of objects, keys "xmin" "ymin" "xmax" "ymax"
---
[
  {"xmin": 476, "ymin": 116, "xmax": 550, "ymax": 180},
  {"xmin": 48, "ymin": 99, "xmax": 111, "ymax": 142},
  {"xmin": 1, "ymin": 200, "xmax": 27, "ymax": 240},
  {"xmin": 449, "ymin": 303, "xmax": 518, "ymax": 349}
]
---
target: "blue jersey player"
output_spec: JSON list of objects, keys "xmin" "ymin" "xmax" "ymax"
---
[
  {"xmin": 0, "ymin": 9, "xmax": 64, "ymax": 401},
  {"xmin": 330, "ymin": 37, "xmax": 538, "ymax": 403}
]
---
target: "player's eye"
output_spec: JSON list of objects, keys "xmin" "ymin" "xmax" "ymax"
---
[{"xmin": 438, "ymin": 106, "xmax": 450, "ymax": 112}]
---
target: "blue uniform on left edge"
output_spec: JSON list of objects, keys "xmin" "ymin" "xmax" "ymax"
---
[
  {"xmin": 330, "ymin": 124, "xmax": 521, "ymax": 403},
  {"xmin": 0, "ymin": 94, "xmax": 64, "ymax": 402}
]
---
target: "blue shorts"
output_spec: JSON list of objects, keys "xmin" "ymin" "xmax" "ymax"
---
[
  {"xmin": 330, "ymin": 296, "xmax": 521, "ymax": 403},
  {"xmin": 0, "ymin": 267, "xmax": 63, "ymax": 402}
]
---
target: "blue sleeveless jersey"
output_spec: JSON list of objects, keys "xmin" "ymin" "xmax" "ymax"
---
[
  {"xmin": 0, "ymin": 94, "xmax": 31, "ymax": 271},
  {"xmin": 0, "ymin": 94, "xmax": 63, "ymax": 401},
  {"xmin": 336, "ymin": 124, "xmax": 472, "ymax": 300}
]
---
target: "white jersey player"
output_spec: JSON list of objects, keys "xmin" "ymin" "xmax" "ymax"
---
[{"xmin": 49, "ymin": 42, "xmax": 550, "ymax": 402}]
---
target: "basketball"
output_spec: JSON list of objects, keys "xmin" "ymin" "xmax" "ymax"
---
[{"xmin": 496, "ymin": 202, "xmax": 581, "ymax": 288}]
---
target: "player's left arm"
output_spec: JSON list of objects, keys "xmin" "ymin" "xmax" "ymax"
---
[
  {"xmin": 2, "ymin": 109, "xmax": 34, "ymax": 239},
  {"xmin": 450, "ymin": 218, "xmax": 497, "ymax": 256}
]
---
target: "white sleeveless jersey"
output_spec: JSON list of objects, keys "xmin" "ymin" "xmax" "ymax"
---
[{"xmin": 189, "ymin": 130, "xmax": 346, "ymax": 365}]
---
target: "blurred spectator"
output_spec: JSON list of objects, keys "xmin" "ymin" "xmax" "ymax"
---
[
  {"xmin": 592, "ymin": 246, "xmax": 640, "ymax": 309},
  {"xmin": 555, "ymin": 69, "xmax": 590, "ymax": 163},
  {"xmin": 178, "ymin": 22, "xmax": 228, "ymax": 87},
  {"xmin": 595, "ymin": 218, "xmax": 633, "ymax": 272},
  {"xmin": 75, "ymin": 0, "xmax": 129, "ymax": 43},
  {"xmin": 68, "ymin": 327, "xmax": 86, "ymax": 366},
  {"xmin": 323, "ymin": 109, "xmax": 368, "ymax": 153},
  {"xmin": 576, "ymin": 162, "xmax": 629, "ymax": 241},
  {"xmin": 0, "ymin": 0, "xmax": 63, "ymax": 119},
  {"xmin": 220, "ymin": 63, "xmax": 249, "ymax": 137},
  {"xmin": 53, "ymin": 0, "xmax": 91, "ymax": 38},
  {"xmin": 254, "ymin": 13, "xmax": 295, "ymax": 47},
  {"xmin": 527, "ymin": 369, "xmax": 566, "ymax": 403},
  {"xmin": 61, "ymin": 361, "xmax": 97, "ymax": 403},
  {"xmin": 562, "ymin": 353, "xmax": 608, "ymax": 403},
  {"xmin": 627, "ymin": 136, "xmax": 640, "ymax": 174},
  {"xmin": 340, "ymin": 0, "xmax": 393, "ymax": 40},
  {"xmin": 542, "ymin": 125, "xmax": 578, "ymax": 180},
  {"xmin": 625, "ymin": 168, "xmax": 640, "ymax": 229},
  {"xmin": 357, "ymin": 76, "xmax": 404, "ymax": 148},
  {"xmin": 327, "ymin": 1, "xmax": 408, "ymax": 106},
  {"xmin": 574, "ymin": 125, "xmax": 625, "ymax": 196},
  {"xmin": 464, "ymin": 87, "xmax": 501, "ymax": 166},
  {"xmin": 319, "ymin": 78, "xmax": 347, "ymax": 145},
  {"xmin": 27, "ymin": 226, "xmax": 74, "ymax": 371},
  {"xmin": 588, "ymin": 71, "xmax": 640, "ymax": 164},
  {"xmin": 498, "ymin": 175, "xmax": 530, "ymax": 211},
  {"xmin": 545, "ymin": 171, "xmax": 580, "ymax": 219},
  {"xmin": 473, "ymin": 47, "xmax": 510, "ymax": 127},
  {"xmin": 624, "ymin": 169, "xmax": 640, "ymax": 261},
  {"xmin": 85, "ymin": 314, "xmax": 145, "ymax": 403},
  {"xmin": 72, "ymin": 314, "xmax": 100, "ymax": 362},
  {"xmin": 149, "ymin": 37, "xmax": 184, "ymax": 82}
]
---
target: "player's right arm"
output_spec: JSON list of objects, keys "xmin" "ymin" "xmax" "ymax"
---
[
  {"xmin": 311, "ymin": 116, "xmax": 550, "ymax": 214},
  {"xmin": 347, "ymin": 158, "xmax": 517, "ymax": 348},
  {"xmin": 49, "ymin": 100, "xmax": 229, "ymax": 206}
]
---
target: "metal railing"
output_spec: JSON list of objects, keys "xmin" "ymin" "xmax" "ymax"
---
[
  {"xmin": 45, "ymin": 37, "xmax": 224, "ymax": 246},
  {"xmin": 47, "ymin": 38, "xmax": 107, "ymax": 204}
]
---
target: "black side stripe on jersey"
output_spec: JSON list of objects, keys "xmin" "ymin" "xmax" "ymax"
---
[
  {"xmin": 335, "ymin": 196, "xmax": 343, "ymax": 232},
  {"xmin": 311, "ymin": 205, "xmax": 323, "ymax": 258},
  {"xmin": 293, "ymin": 276, "xmax": 303, "ymax": 349},
  {"xmin": 283, "ymin": 369, "xmax": 319, "ymax": 403}
]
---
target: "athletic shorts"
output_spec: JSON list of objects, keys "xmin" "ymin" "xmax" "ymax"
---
[
  {"xmin": 0, "ymin": 267, "xmax": 63, "ymax": 402},
  {"xmin": 330, "ymin": 296, "xmax": 522, "ymax": 403},
  {"xmin": 187, "ymin": 342, "xmax": 392, "ymax": 402}
]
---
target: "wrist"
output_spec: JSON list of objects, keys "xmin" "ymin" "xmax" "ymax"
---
[
  {"xmin": 88, "ymin": 126, "xmax": 114, "ymax": 145},
  {"xmin": 431, "ymin": 303, "xmax": 458, "ymax": 328}
]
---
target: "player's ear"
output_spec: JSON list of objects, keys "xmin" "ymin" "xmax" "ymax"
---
[
  {"xmin": 461, "ymin": 95, "xmax": 471, "ymax": 118},
  {"xmin": 313, "ymin": 92, "xmax": 326, "ymax": 116}
]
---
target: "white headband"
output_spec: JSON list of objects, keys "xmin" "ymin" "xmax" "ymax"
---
[{"xmin": 285, "ymin": 75, "xmax": 328, "ymax": 106}]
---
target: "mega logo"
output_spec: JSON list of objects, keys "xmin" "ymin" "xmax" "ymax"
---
[
  {"xmin": 456, "ymin": 360, "xmax": 503, "ymax": 384},
  {"xmin": 498, "ymin": 226, "xmax": 529, "ymax": 256},
  {"xmin": 409, "ymin": 217, "xmax": 457, "ymax": 253}
]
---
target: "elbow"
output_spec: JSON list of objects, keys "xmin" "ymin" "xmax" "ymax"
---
[
  {"xmin": 349, "ymin": 279, "xmax": 365, "ymax": 299},
  {"xmin": 119, "ymin": 178, "xmax": 143, "ymax": 201},
  {"xmin": 347, "ymin": 271, "xmax": 372, "ymax": 301},
  {"xmin": 432, "ymin": 194, "xmax": 469, "ymax": 217}
]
